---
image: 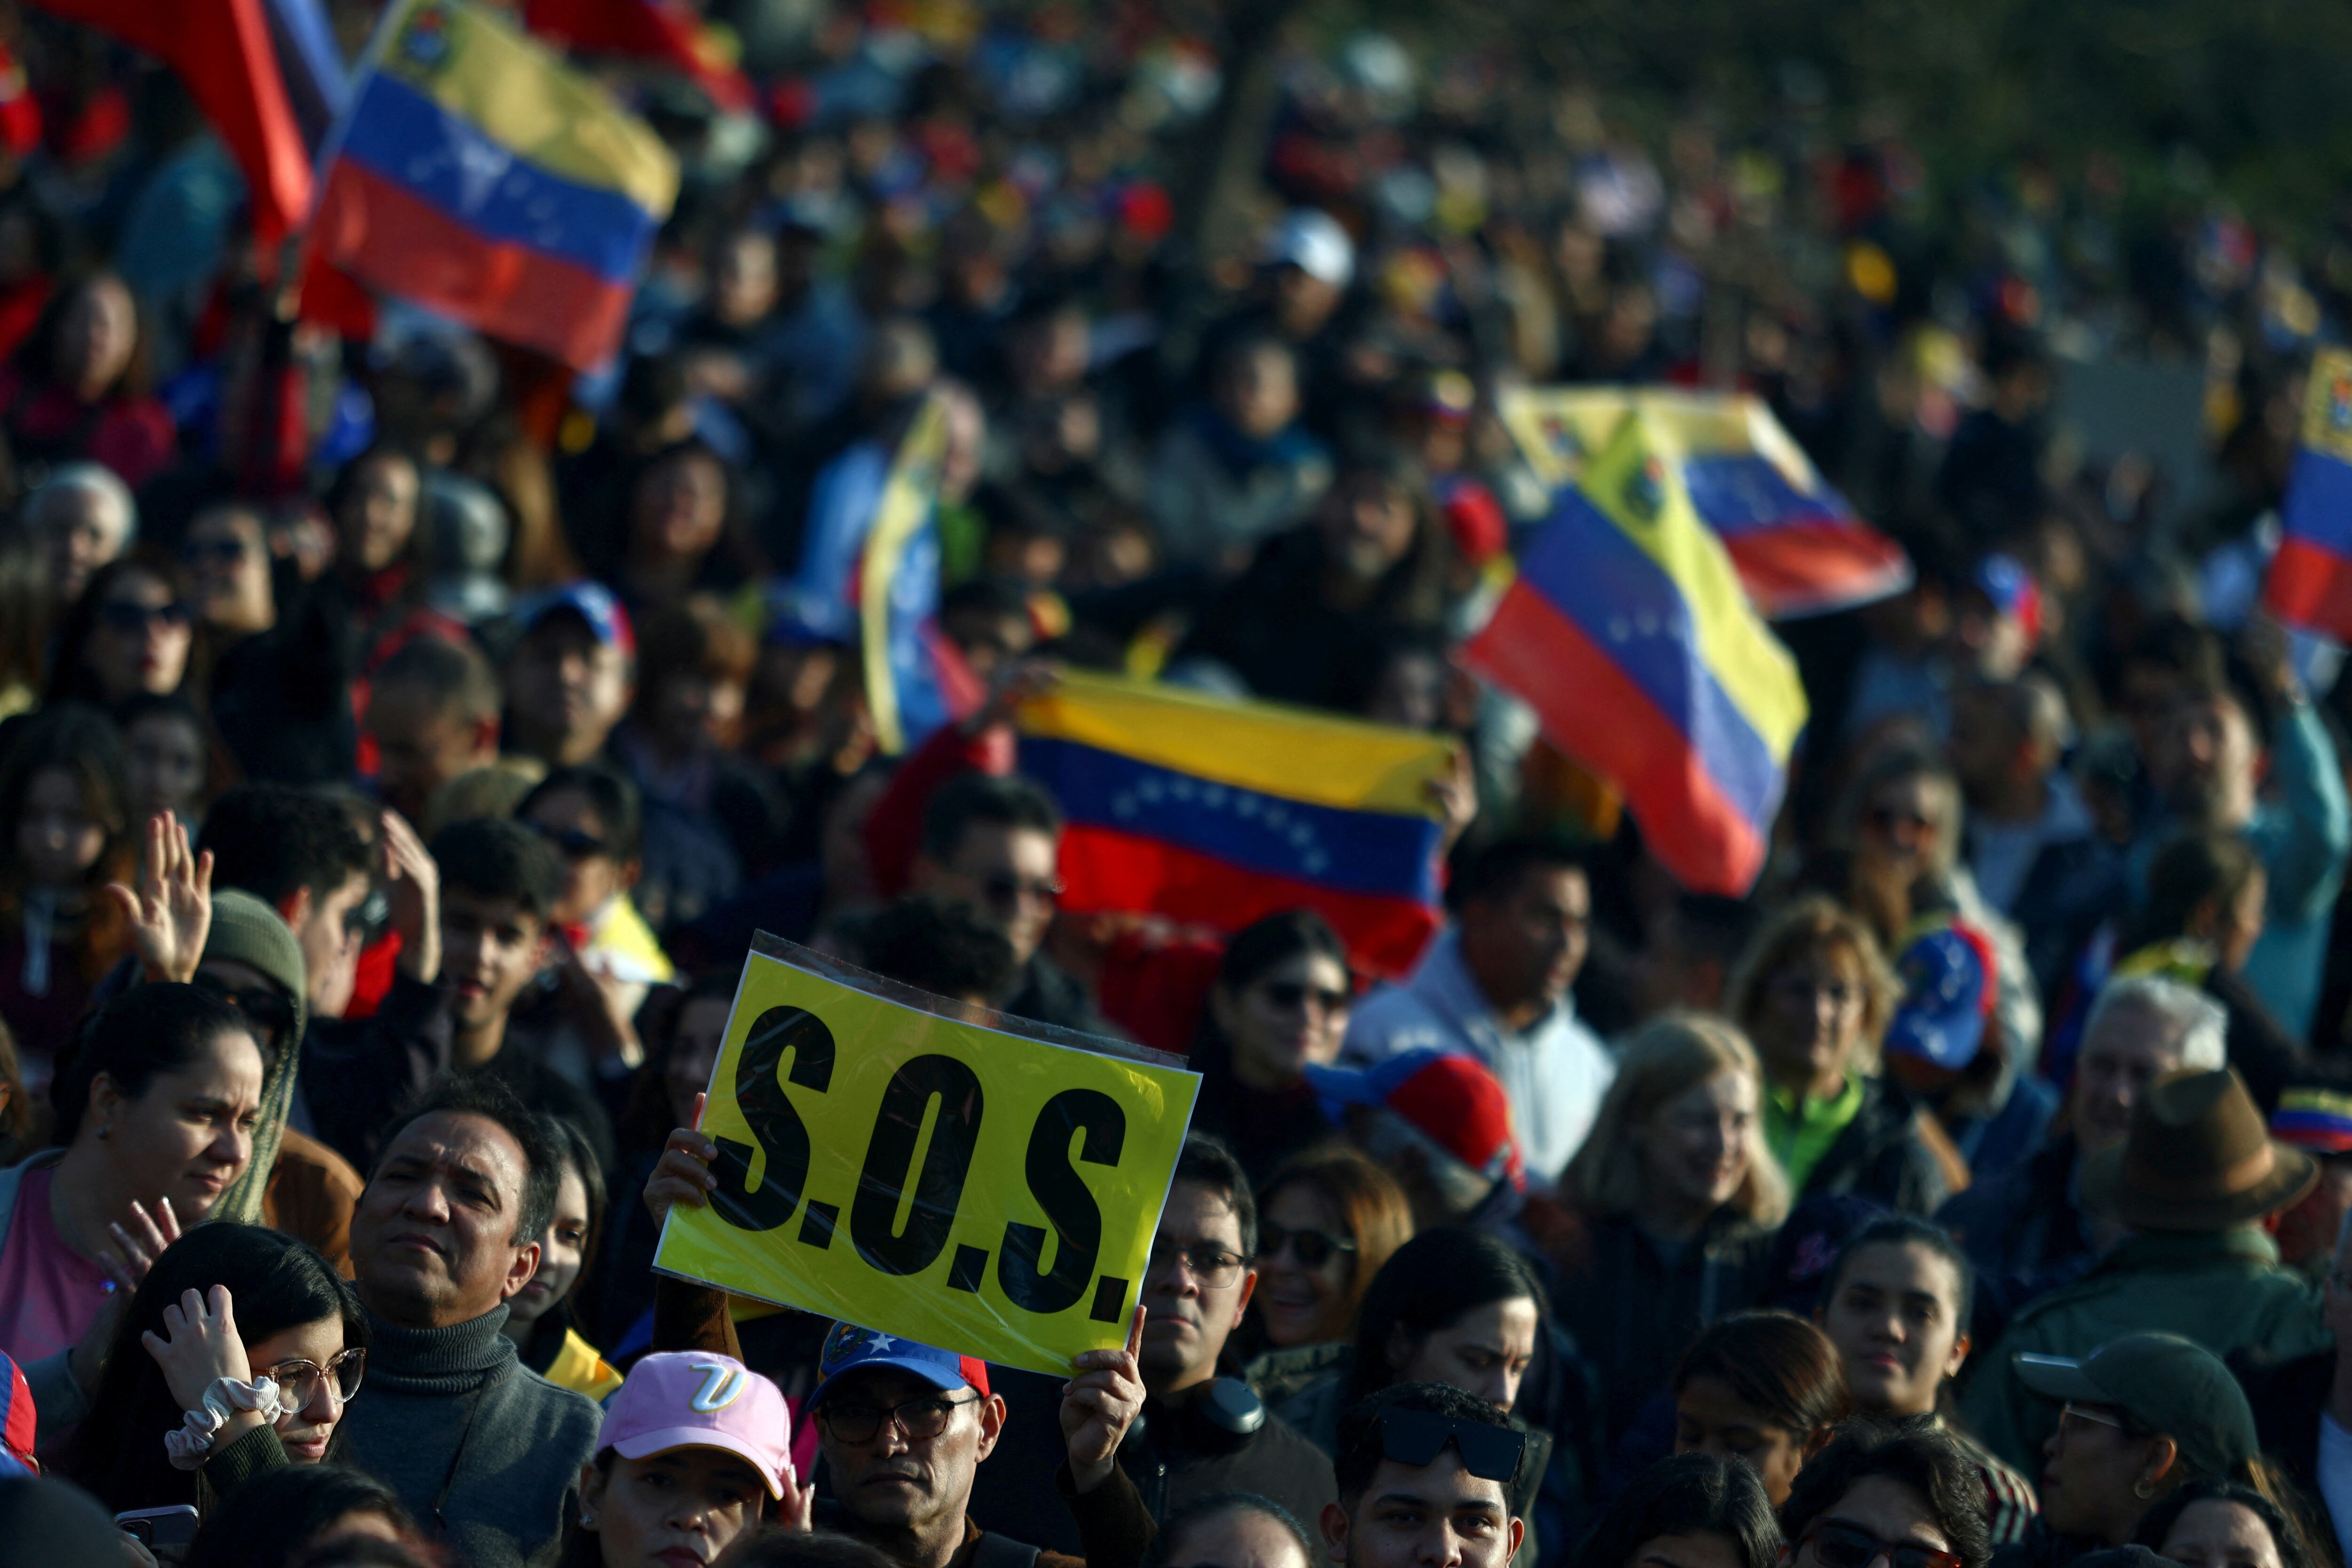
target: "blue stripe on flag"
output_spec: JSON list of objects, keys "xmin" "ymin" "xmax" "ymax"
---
[
  {"xmin": 1681, "ymin": 454, "xmax": 1852, "ymax": 539},
  {"xmin": 1019, "ymin": 737, "xmax": 1442, "ymax": 902},
  {"xmin": 2284, "ymin": 446, "xmax": 2352, "ymax": 559},
  {"xmin": 338, "ymin": 73, "xmax": 657, "ymax": 285}
]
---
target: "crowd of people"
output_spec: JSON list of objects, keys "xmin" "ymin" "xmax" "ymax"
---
[{"xmin": 0, "ymin": 2, "xmax": 2347, "ymax": 1568}]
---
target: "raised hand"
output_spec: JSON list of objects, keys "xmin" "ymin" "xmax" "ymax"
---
[
  {"xmin": 1060, "ymin": 1305, "xmax": 1147, "ymax": 1493},
  {"xmin": 644, "ymin": 1094, "xmax": 717, "ymax": 1227},
  {"xmin": 381, "ymin": 809, "xmax": 441, "ymax": 984},
  {"xmin": 142, "ymin": 1284, "xmax": 254, "ymax": 1412},
  {"xmin": 70, "ymin": 1197, "xmax": 183, "ymax": 1394},
  {"xmin": 107, "ymin": 813, "xmax": 214, "ymax": 985}
]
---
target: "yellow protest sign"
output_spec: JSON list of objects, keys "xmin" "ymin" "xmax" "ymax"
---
[{"xmin": 654, "ymin": 947, "xmax": 1201, "ymax": 1375}]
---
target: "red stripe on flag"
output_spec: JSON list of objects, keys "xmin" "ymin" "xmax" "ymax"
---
[
  {"xmin": 1724, "ymin": 522, "xmax": 1913, "ymax": 618},
  {"xmin": 1057, "ymin": 824, "xmax": 1441, "ymax": 979},
  {"xmin": 2265, "ymin": 535, "xmax": 2352, "ymax": 643},
  {"xmin": 314, "ymin": 162, "xmax": 634, "ymax": 373},
  {"xmin": 1463, "ymin": 580, "xmax": 1766, "ymax": 894}
]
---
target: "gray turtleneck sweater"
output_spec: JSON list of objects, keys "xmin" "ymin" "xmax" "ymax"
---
[{"xmin": 340, "ymin": 1304, "xmax": 603, "ymax": 1568}]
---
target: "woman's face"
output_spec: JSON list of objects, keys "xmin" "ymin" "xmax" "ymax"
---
[
  {"xmin": 1638, "ymin": 1069, "xmax": 1758, "ymax": 1218},
  {"xmin": 56, "ymin": 275, "xmax": 136, "ymax": 396},
  {"xmin": 1320, "ymin": 478, "xmax": 1418, "ymax": 582},
  {"xmin": 633, "ymin": 452, "xmax": 727, "ymax": 563},
  {"xmin": 579, "ymin": 1447, "xmax": 767, "ymax": 1568},
  {"xmin": 1856, "ymin": 774, "xmax": 1947, "ymax": 884},
  {"xmin": 16, "ymin": 765, "xmax": 105, "ymax": 890},
  {"xmin": 1818, "ymin": 1241, "xmax": 1968, "ymax": 1418},
  {"xmin": 245, "ymin": 1313, "xmax": 351, "ymax": 1463},
  {"xmin": 1672, "ymin": 1374, "xmax": 1813, "ymax": 1507},
  {"xmin": 1625, "ymin": 1533, "xmax": 1747, "ymax": 1568},
  {"xmin": 1255, "ymin": 1181, "xmax": 1353, "ymax": 1350},
  {"xmin": 337, "ymin": 453, "xmax": 421, "ymax": 575},
  {"xmin": 1390, "ymin": 1296, "xmax": 1540, "ymax": 1413},
  {"xmin": 666, "ymin": 997, "xmax": 732, "ymax": 1131},
  {"xmin": 2038, "ymin": 1403, "xmax": 2167, "ymax": 1545},
  {"xmin": 1217, "ymin": 951, "xmax": 1351, "ymax": 1089},
  {"xmin": 183, "ymin": 509, "xmax": 275, "ymax": 636},
  {"xmin": 2160, "ymin": 1500, "xmax": 2285, "ymax": 1568},
  {"xmin": 1754, "ymin": 945, "xmax": 1867, "ymax": 1090},
  {"xmin": 1161, "ymin": 1506, "xmax": 1315, "ymax": 1568},
  {"xmin": 512, "ymin": 1164, "xmax": 591, "ymax": 1326},
  {"xmin": 125, "ymin": 713, "xmax": 206, "ymax": 824},
  {"xmin": 86, "ymin": 567, "xmax": 191, "ymax": 702},
  {"xmin": 524, "ymin": 787, "xmax": 625, "ymax": 928},
  {"xmin": 92, "ymin": 1026, "xmax": 265, "ymax": 1221}
]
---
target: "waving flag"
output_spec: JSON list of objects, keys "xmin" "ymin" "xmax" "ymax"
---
[
  {"xmin": 2263, "ymin": 346, "xmax": 2352, "ymax": 640},
  {"xmin": 1500, "ymin": 387, "xmax": 1910, "ymax": 619},
  {"xmin": 1464, "ymin": 409, "xmax": 1808, "ymax": 895},
  {"xmin": 311, "ymin": 0, "xmax": 678, "ymax": 372},
  {"xmin": 1017, "ymin": 672, "xmax": 1458, "ymax": 977},
  {"xmin": 524, "ymin": 0, "xmax": 755, "ymax": 111}
]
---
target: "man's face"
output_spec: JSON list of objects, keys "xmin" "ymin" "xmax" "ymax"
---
[
  {"xmin": 918, "ymin": 823, "xmax": 1061, "ymax": 968},
  {"xmin": 1320, "ymin": 1451, "xmax": 1520, "ymax": 1568},
  {"xmin": 438, "ymin": 888, "xmax": 548, "ymax": 1033},
  {"xmin": 2070, "ymin": 1001, "xmax": 2191, "ymax": 1153},
  {"xmin": 1138, "ymin": 1179, "xmax": 1256, "ymax": 1397},
  {"xmin": 1457, "ymin": 868, "xmax": 1589, "ymax": 1014},
  {"xmin": 351, "ymin": 1110, "xmax": 539, "ymax": 1327},
  {"xmin": 295, "ymin": 870, "xmax": 371, "ymax": 1020},
  {"xmin": 367, "ymin": 684, "xmax": 493, "ymax": 824},
  {"xmin": 1789, "ymin": 1477, "xmax": 1953, "ymax": 1568},
  {"xmin": 2150, "ymin": 694, "xmax": 2257, "ymax": 827},
  {"xmin": 509, "ymin": 617, "xmax": 631, "ymax": 765},
  {"xmin": 817, "ymin": 1367, "xmax": 1002, "ymax": 1535}
]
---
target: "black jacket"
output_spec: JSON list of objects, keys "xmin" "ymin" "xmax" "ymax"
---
[
  {"xmin": 1800, "ymin": 1076, "xmax": 1947, "ymax": 1216},
  {"xmin": 1006, "ymin": 951, "xmax": 1120, "ymax": 1040},
  {"xmin": 1116, "ymin": 1388, "xmax": 1337, "ymax": 1530},
  {"xmin": 1935, "ymin": 1134, "xmax": 2096, "ymax": 1347},
  {"xmin": 300, "ymin": 973, "xmax": 453, "ymax": 1172},
  {"xmin": 1184, "ymin": 1033, "xmax": 1331, "ymax": 1189}
]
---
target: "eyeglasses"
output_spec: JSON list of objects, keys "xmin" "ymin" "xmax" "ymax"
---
[
  {"xmin": 1373, "ymin": 1406, "xmax": 1527, "ymax": 1485},
  {"xmin": 2057, "ymin": 1402, "xmax": 2136, "ymax": 1438},
  {"xmin": 97, "ymin": 600, "xmax": 190, "ymax": 634},
  {"xmin": 527, "ymin": 820, "xmax": 610, "ymax": 860},
  {"xmin": 264, "ymin": 1347, "xmax": 366, "ymax": 1409},
  {"xmin": 192, "ymin": 971, "xmax": 297, "ymax": 1046},
  {"xmin": 1803, "ymin": 1520, "xmax": 1963, "ymax": 1568},
  {"xmin": 1258, "ymin": 1221, "xmax": 1356, "ymax": 1269},
  {"xmin": 973, "ymin": 871, "xmax": 1063, "ymax": 910},
  {"xmin": 1261, "ymin": 981, "xmax": 1350, "ymax": 1012},
  {"xmin": 1146, "ymin": 1239, "xmax": 1248, "ymax": 1287},
  {"xmin": 817, "ymin": 1392, "xmax": 978, "ymax": 1445}
]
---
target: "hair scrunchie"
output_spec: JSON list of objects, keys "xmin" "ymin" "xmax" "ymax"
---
[{"xmin": 162, "ymin": 1376, "xmax": 290, "ymax": 1471}]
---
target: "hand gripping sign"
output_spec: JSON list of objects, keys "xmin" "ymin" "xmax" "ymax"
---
[{"xmin": 654, "ymin": 940, "xmax": 1201, "ymax": 1375}]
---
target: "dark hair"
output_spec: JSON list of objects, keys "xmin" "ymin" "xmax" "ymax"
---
[
  {"xmin": 287, "ymin": 1539, "xmax": 445, "ymax": 1568},
  {"xmin": 519, "ymin": 762, "xmax": 644, "ymax": 865},
  {"xmin": 919, "ymin": 772, "xmax": 1062, "ymax": 865},
  {"xmin": 325, "ymin": 440, "xmax": 430, "ymax": 583},
  {"xmin": 1452, "ymin": 836, "xmax": 1586, "ymax": 910},
  {"xmin": 1780, "ymin": 1421, "xmax": 1992, "ymax": 1568},
  {"xmin": 634, "ymin": 595, "xmax": 755, "ymax": 708},
  {"xmin": 542, "ymin": 1113, "xmax": 608, "ymax": 1312},
  {"xmin": 858, "ymin": 894, "xmax": 1017, "ymax": 1001},
  {"xmin": 1335, "ymin": 1382, "xmax": 1518, "ymax": 1499},
  {"xmin": 50, "ymin": 982, "xmax": 257, "ymax": 1143},
  {"xmin": 1176, "ymin": 1133, "xmax": 1257, "ymax": 1257},
  {"xmin": 371, "ymin": 634, "xmax": 500, "ymax": 727},
  {"xmin": 0, "ymin": 700, "xmax": 134, "ymax": 896},
  {"xmin": 720, "ymin": 1533, "xmax": 900, "ymax": 1568},
  {"xmin": 429, "ymin": 816, "xmax": 564, "ymax": 921},
  {"xmin": 1151, "ymin": 1493, "xmax": 1318, "ymax": 1568},
  {"xmin": 19, "ymin": 270, "xmax": 152, "ymax": 398},
  {"xmin": 1673, "ymin": 1312, "xmax": 1850, "ymax": 1440},
  {"xmin": 620, "ymin": 971, "xmax": 738, "ymax": 1155},
  {"xmin": 1350, "ymin": 1227, "xmax": 1550, "ymax": 1403},
  {"xmin": 200, "ymin": 782, "xmax": 373, "ymax": 910},
  {"xmin": 1571, "ymin": 1453, "xmax": 1781, "ymax": 1568},
  {"xmin": 2128, "ymin": 832, "xmax": 2265, "ymax": 953},
  {"xmin": 1821, "ymin": 1218, "xmax": 1976, "ymax": 1341},
  {"xmin": 2136, "ymin": 1480, "xmax": 2317, "ymax": 1568},
  {"xmin": 371, "ymin": 1077, "xmax": 561, "ymax": 1247},
  {"xmin": 184, "ymin": 1464, "xmax": 415, "ymax": 1568},
  {"xmin": 1217, "ymin": 909, "xmax": 1350, "ymax": 996},
  {"xmin": 1257, "ymin": 1146, "xmax": 1415, "ymax": 1344},
  {"xmin": 57, "ymin": 1226, "xmax": 365, "ymax": 1513},
  {"xmin": 41, "ymin": 551, "xmax": 191, "ymax": 709}
]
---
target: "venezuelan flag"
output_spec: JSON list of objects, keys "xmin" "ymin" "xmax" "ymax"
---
[
  {"xmin": 1016, "ymin": 672, "xmax": 1457, "ymax": 977},
  {"xmin": 312, "ymin": 0, "xmax": 678, "ymax": 372},
  {"xmin": 1464, "ymin": 409, "xmax": 1807, "ymax": 895},
  {"xmin": 1500, "ymin": 388, "xmax": 1911, "ymax": 620},
  {"xmin": 2264, "ymin": 345, "xmax": 2352, "ymax": 639}
]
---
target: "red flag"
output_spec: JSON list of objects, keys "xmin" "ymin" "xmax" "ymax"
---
[
  {"xmin": 523, "ymin": 0, "xmax": 754, "ymax": 110},
  {"xmin": 28, "ymin": 0, "xmax": 312, "ymax": 242}
]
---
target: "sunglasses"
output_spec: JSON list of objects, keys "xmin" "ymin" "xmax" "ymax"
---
[
  {"xmin": 1261, "ymin": 980, "xmax": 1350, "ymax": 1012},
  {"xmin": 1804, "ymin": 1520, "xmax": 1962, "ymax": 1568},
  {"xmin": 263, "ymin": 1347, "xmax": 366, "ymax": 1409},
  {"xmin": 527, "ymin": 820, "xmax": 609, "ymax": 860},
  {"xmin": 182, "ymin": 536, "xmax": 252, "ymax": 566},
  {"xmin": 1259, "ymin": 1220, "xmax": 1357, "ymax": 1269},
  {"xmin": 817, "ymin": 1392, "xmax": 978, "ymax": 1446},
  {"xmin": 97, "ymin": 600, "xmax": 191, "ymax": 634},
  {"xmin": 1374, "ymin": 1406, "xmax": 1526, "ymax": 1486},
  {"xmin": 193, "ymin": 971, "xmax": 297, "ymax": 1044}
]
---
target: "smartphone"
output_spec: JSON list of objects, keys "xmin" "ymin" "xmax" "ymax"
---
[{"xmin": 116, "ymin": 1504, "xmax": 200, "ymax": 1548}]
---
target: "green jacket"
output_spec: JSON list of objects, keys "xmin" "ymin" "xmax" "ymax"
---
[{"xmin": 1960, "ymin": 1228, "xmax": 2330, "ymax": 1473}]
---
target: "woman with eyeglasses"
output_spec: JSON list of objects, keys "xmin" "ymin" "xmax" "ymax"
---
[
  {"xmin": 54, "ymin": 1223, "xmax": 367, "ymax": 1519},
  {"xmin": 1553, "ymin": 1013, "xmax": 1789, "ymax": 1445},
  {"xmin": 43, "ymin": 552, "xmax": 195, "ymax": 712},
  {"xmin": 1242, "ymin": 1146, "xmax": 1414, "ymax": 1402},
  {"xmin": 1186, "ymin": 910, "xmax": 1358, "ymax": 1187},
  {"xmin": 1725, "ymin": 897, "xmax": 1948, "ymax": 1216}
]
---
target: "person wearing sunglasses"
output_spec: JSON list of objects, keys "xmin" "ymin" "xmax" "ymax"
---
[
  {"xmin": 42, "ymin": 552, "xmax": 193, "ymax": 712},
  {"xmin": 516, "ymin": 764, "xmax": 674, "ymax": 1061},
  {"xmin": 1243, "ymin": 1146, "xmax": 1412, "ymax": 1380},
  {"xmin": 1189, "ymin": 911, "xmax": 1362, "ymax": 1189},
  {"xmin": 1776, "ymin": 1424, "xmax": 1991, "ymax": 1568},
  {"xmin": 1319, "ymin": 1383, "xmax": 1526, "ymax": 1568},
  {"xmin": 53, "ymin": 1223, "xmax": 367, "ymax": 1518}
]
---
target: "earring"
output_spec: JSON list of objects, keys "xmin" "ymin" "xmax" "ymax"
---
[
  {"xmin": 2133, "ymin": 1479, "xmax": 2158, "ymax": 1500},
  {"xmin": 95, "ymin": 1126, "xmax": 109, "ymax": 1141},
  {"xmin": 580, "ymin": 1512, "xmax": 597, "ymax": 1529}
]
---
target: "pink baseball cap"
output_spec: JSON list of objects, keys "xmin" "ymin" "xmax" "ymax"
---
[{"xmin": 597, "ymin": 1353, "xmax": 794, "ymax": 1498}]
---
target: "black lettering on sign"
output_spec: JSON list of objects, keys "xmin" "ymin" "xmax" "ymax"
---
[
  {"xmin": 850, "ymin": 1054, "xmax": 985, "ymax": 1275},
  {"xmin": 710, "ymin": 1006, "xmax": 835, "ymax": 1233},
  {"xmin": 998, "ymin": 1089, "xmax": 1125, "ymax": 1313}
]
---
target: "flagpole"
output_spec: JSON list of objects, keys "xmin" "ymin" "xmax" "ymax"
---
[{"xmin": 278, "ymin": 0, "xmax": 413, "ymax": 294}]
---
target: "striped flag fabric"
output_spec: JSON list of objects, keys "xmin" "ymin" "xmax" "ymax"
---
[{"xmin": 2263, "ymin": 345, "xmax": 2352, "ymax": 639}]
